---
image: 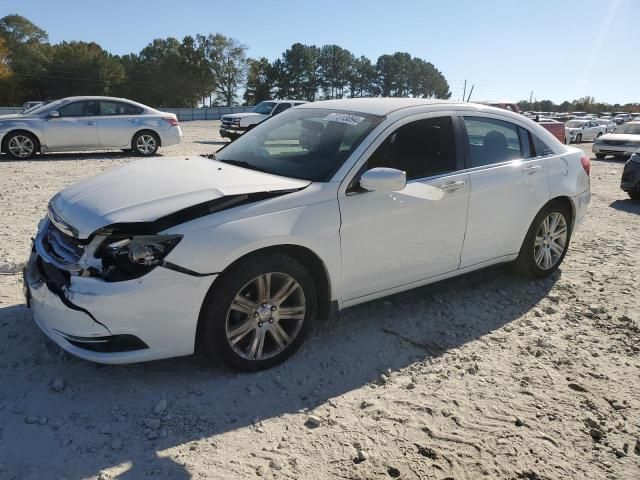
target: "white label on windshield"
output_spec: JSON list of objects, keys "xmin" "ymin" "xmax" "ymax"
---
[{"xmin": 324, "ymin": 113, "xmax": 366, "ymax": 125}]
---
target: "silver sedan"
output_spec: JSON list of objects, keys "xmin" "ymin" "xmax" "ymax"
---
[{"xmin": 0, "ymin": 96, "xmax": 182, "ymax": 160}]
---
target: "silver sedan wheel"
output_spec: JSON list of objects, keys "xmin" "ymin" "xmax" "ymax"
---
[
  {"xmin": 7, "ymin": 135, "xmax": 35, "ymax": 158},
  {"xmin": 225, "ymin": 272, "xmax": 306, "ymax": 361},
  {"xmin": 136, "ymin": 134, "xmax": 157, "ymax": 154},
  {"xmin": 534, "ymin": 212, "xmax": 568, "ymax": 270}
]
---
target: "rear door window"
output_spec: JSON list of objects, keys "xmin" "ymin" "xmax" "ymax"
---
[{"xmin": 462, "ymin": 117, "xmax": 523, "ymax": 167}]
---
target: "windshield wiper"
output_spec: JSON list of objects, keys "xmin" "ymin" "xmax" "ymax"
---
[{"xmin": 219, "ymin": 160, "xmax": 269, "ymax": 173}]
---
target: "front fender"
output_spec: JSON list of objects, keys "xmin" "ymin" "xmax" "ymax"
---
[
  {"xmin": 164, "ymin": 200, "xmax": 342, "ymax": 300},
  {"xmin": 0, "ymin": 120, "xmax": 45, "ymax": 148}
]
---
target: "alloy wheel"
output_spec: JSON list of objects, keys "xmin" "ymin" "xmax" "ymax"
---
[
  {"xmin": 225, "ymin": 272, "xmax": 306, "ymax": 361},
  {"xmin": 7, "ymin": 135, "xmax": 35, "ymax": 158},
  {"xmin": 136, "ymin": 134, "xmax": 157, "ymax": 154},
  {"xmin": 533, "ymin": 212, "xmax": 568, "ymax": 270}
]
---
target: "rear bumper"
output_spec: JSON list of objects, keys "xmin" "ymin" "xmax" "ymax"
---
[
  {"xmin": 24, "ymin": 248, "xmax": 215, "ymax": 364},
  {"xmin": 160, "ymin": 126, "xmax": 182, "ymax": 147}
]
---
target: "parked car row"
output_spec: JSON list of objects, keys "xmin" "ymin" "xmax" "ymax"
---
[{"xmin": 1, "ymin": 96, "xmax": 182, "ymax": 159}]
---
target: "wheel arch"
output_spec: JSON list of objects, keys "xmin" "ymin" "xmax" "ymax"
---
[
  {"xmin": 194, "ymin": 244, "xmax": 333, "ymax": 348},
  {"xmin": 548, "ymin": 195, "xmax": 575, "ymax": 229},
  {"xmin": 132, "ymin": 128, "xmax": 161, "ymax": 147},
  {"xmin": 1, "ymin": 129, "xmax": 42, "ymax": 154}
]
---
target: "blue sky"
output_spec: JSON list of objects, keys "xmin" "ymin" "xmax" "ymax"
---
[{"xmin": 3, "ymin": 0, "xmax": 639, "ymax": 104}]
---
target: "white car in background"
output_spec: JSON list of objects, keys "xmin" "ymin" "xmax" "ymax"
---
[
  {"xmin": 25, "ymin": 98, "xmax": 591, "ymax": 371},
  {"xmin": 565, "ymin": 119, "xmax": 606, "ymax": 143},
  {"xmin": 593, "ymin": 121, "xmax": 640, "ymax": 159},
  {"xmin": 614, "ymin": 113, "xmax": 632, "ymax": 124},
  {"xmin": 220, "ymin": 100, "xmax": 307, "ymax": 140},
  {"xmin": 0, "ymin": 96, "xmax": 182, "ymax": 159},
  {"xmin": 596, "ymin": 118, "xmax": 617, "ymax": 133}
]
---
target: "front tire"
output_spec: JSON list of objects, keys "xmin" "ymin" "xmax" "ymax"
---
[
  {"xmin": 198, "ymin": 253, "xmax": 317, "ymax": 371},
  {"xmin": 4, "ymin": 131, "xmax": 38, "ymax": 160},
  {"xmin": 595, "ymin": 153, "xmax": 605, "ymax": 159},
  {"xmin": 132, "ymin": 131, "xmax": 159, "ymax": 156},
  {"xmin": 514, "ymin": 201, "xmax": 572, "ymax": 278},
  {"xmin": 628, "ymin": 191, "xmax": 640, "ymax": 200}
]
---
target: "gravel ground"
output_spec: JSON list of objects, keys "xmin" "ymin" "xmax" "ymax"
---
[{"xmin": 0, "ymin": 121, "xmax": 638, "ymax": 480}]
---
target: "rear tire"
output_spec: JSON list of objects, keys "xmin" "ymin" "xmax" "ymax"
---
[
  {"xmin": 514, "ymin": 201, "xmax": 572, "ymax": 278},
  {"xmin": 3, "ymin": 131, "xmax": 38, "ymax": 160},
  {"xmin": 595, "ymin": 153, "xmax": 605, "ymax": 159},
  {"xmin": 132, "ymin": 131, "xmax": 159, "ymax": 156},
  {"xmin": 198, "ymin": 253, "xmax": 317, "ymax": 371},
  {"xmin": 575, "ymin": 134, "xmax": 582, "ymax": 143}
]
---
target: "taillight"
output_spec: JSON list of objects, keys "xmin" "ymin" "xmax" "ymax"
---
[
  {"xmin": 580, "ymin": 156, "xmax": 591, "ymax": 176},
  {"xmin": 163, "ymin": 117, "xmax": 179, "ymax": 127}
]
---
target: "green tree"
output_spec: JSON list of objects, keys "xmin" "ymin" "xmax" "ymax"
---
[
  {"xmin": 45, "ymin": 41, "xmax": 124, "ymax": 98},
  {"xmin": 203, "ymin": 34, "xmax": 248, "ymax": 106},
  {"xmin": 0, "ymin": 37, "xmax": 11, "ymax": 79},
  {"xmin": 347, "ymin": 56, "xmax": 378, "ymax": 97},
  {"xmin": 273, "ymin": 43, "xmax": 320, "ymax": 101},
  {"xmin": 409, "ymin": 58, "xmax": 451, "ymax": 99},
  {"xmin": 0, "ymin": 14, "xmax": 47, "ymax": 49},
  {"xmin": 318, "ymin": 44, "xmax": 353, "ymax": 99},
  {"xmin": 243, "ymin": 57, "xmax": 273, "ymax": 104}
]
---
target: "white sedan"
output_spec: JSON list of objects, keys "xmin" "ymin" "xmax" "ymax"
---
[
  {"xmin": 25, "ymin": 99, "xmax": 591, "ymax": 371},
  {"xmin": 565, "ymin": 119, "xmax": 607, "ymax": 143},
  {"xmin": 0, "ymin": 96, "xmax": 182, "ymax": 159}
]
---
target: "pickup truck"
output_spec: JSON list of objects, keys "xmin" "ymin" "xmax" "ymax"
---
[{"xmin": 220, "ymin": 100, "xmax": 308, "ymax": 140}]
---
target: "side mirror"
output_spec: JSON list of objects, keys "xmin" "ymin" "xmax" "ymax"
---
[
  {"xmin": 48, "ymin": 111, "xmax": 60, "ymax": 118},
  {"xmin": 360, "ymin": 167, "xmax": 406, "ymax": 193}
]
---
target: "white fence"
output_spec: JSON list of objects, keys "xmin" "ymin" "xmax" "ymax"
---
[{"xmin": 0, "ymin": 106, "xmax": 255, "ymax": 120}]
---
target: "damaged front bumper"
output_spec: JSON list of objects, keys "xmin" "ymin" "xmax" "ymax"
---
[{"xmin": 24, "ymin": 243, "xmax": 216, "ymax": 364}]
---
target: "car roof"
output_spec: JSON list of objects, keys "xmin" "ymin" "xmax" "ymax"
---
[{"xmin": 300, "ymin": 98, "xmax": 511, "ymax": 116}]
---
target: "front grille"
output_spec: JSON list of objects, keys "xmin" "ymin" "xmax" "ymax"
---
[
  {"xmin": 222, "ymin": 118, "xmax": 233, "ymax": 128},
  {"xmin": 602, "ymin": 139, "xmax": 633, "ymax": 146},
  {"xmin": 41, "ymin": 221, "xmax": 84, "ymax": 270}
]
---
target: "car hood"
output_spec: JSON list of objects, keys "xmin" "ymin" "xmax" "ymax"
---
[
  {"xmin": 50, "ymin": 156, "xmax": 310, "ymax": 239},
  {"xmin": 0, "ymin": 114, "xmax": 25, "ymax": 120},
  {"xmin": 598, "ymin": 133, "xmax": 640, "ymax": 142},
  {"xmin": 223, "ymin": 112, "xmax": 266, "ymax": 120}
]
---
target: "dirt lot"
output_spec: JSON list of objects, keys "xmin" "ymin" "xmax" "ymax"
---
[{"xmin": 0, "ymin": 121, "xmax": 638, "ymax": 480}]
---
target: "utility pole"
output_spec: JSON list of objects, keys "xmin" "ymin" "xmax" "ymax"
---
[
  {"xmin": 462, "ymin": 80, "xmax": 467, "ymax": 103},
  {"xmin": 466, "ymin": 84, "xmax": 474, "ymax": 102},
  {"xmin": 530, "ymin": 91, "xmax": 533, "ymax": 103}
]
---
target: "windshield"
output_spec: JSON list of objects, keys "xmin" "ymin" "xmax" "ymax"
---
[
  {"xmin": 614, "ymin": 123, "xmax": 640, "ymax": 135},
  {"xmin": 252, "ymin": 101, "xmax": 276, "ymax": 115},
  {"xmin": 566, "ymin": 120, "xmax": 586, "ymax": 128},
  {"xmin": 24, "ymin": 99, "xmax": 65, "ymax": 115},
  {"xmin": 216, "ymin": 108, "xmax": 383, "ymax": 181}
]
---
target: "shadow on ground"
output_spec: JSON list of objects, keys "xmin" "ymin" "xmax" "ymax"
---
[
  {"xmin": 0, "ymin": 264, "xmax": 558, "ymax": 479},
  {"xmin": 609, "ymin": 198, "xmax": 640, "ymax": 214}
]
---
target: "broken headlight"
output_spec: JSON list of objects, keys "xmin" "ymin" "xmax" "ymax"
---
[{"xmin": 96, "ymin": 234, "xmax": 182, "ymax": 281}]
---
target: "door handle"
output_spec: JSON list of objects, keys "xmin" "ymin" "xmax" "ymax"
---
[
  {"xmin": 522, "ymin": 165, "xmax": 542, "ymax": 174},
  {"xmin": 86, "ymin": 121, "xmax": 95, "ymax": 125},
  {"xmin": 439, "ymin": 180, "xmax": 466, "ymax": 191}
]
